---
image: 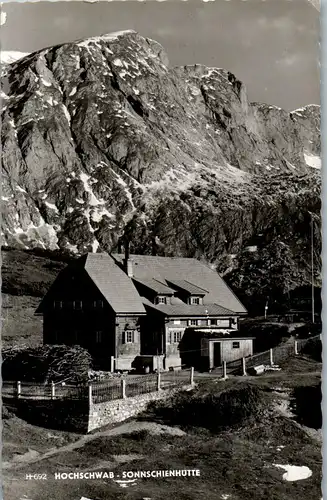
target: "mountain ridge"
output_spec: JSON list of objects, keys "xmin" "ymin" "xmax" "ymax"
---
[{"xmin": 1, "ymin": 30, "xmax": 321, "ymax": 297}]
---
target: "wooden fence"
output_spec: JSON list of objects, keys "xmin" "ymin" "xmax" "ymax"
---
[
  {"xmin": 223, "ymin": 334, "xmax": 321, "ymax": 376},
  {"xmin": 1, "ymin": 335, "xmax": 320, "ymax": 401},
  {"xmin": 2, "ymin": 367, "xmax": 194, "ymax": 404}
]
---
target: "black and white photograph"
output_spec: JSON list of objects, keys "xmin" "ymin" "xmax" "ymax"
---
[{"xmin": 1, "ymin": 0, "xmax": 322, "ymax": 499}]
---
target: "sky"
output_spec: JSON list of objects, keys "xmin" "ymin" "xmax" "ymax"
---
[{"xmin": 0, "ymin": 0, "xmax": 320, "ymax": 110}]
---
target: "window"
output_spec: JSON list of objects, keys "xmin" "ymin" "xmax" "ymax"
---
[
  {"xmin": 174, "ymin": 319, "xmax": 181, "ymax": 325},
  {"xmin": 232, "ymin": 342, "xmax": 240, "ymax": 349},
  {"xmin": 211, "ymin": 319, "xmax": 217, "ymax": 325},
  {"xmin": 53, "ymin": 300, "xmax": 62, "ymax": 309},
  {"xmin": 167, "ymin": 331, "xmax": 183, "ymax": 344},
  {"xmin": 93, "ymin": 300, "xmax": 104, "ymax": 309},
  {"xmin": 124, "ymin": 330, "xmax": 135, "ymax": 343},
  {"xmin": 95, "ymin": 331, "xmax": 102, "ymax": 343},
  {"xmin": 189, "ymin": 319, "xmax": 198, "ymax": 326},
  {"xmin": 156, "ymin": 296, "xmax": 167, "ymax": 304},
  {"xmin": 73, "ymin": 300, "xmax": 82, "ymax": 310},
  {"xmin": 191, "ymin": 297, "xmax": 200, "ymax": 305}
]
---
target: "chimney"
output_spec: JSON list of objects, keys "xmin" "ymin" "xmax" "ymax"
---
[{"xmin": 124, "ymin": 239, "xmax": 133, "ymax": 278}]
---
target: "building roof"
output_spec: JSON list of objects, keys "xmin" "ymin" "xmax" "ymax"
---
[
  {"xmin": 142, "ymin": 297, "xmax": 237, "ymax": 317},
  {"xmin": 166, "ymin": 279, "xmax": 208, "ymax": 296},
  {"xmin": 112, "ymin": 253, "xmax": 247, "ymax": 314},
  {"xmin": 36, "ymin": 253, "xmax": 246, "ymax": 318},
  {"xmin": 132, "ymin": 277, "xmax": 176, "ymax": 295},
  {"xmin": 36, "ymin": 253, "xmax": 146, "ymax": 315},
  {"xmin": 83, "ymin": 254, "xmax": 146, "ymax": 314}
]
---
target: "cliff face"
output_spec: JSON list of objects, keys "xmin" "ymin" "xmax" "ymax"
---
[{"xmin": 1, "ymin": 30, "xmax": 321, "ymax": 292}]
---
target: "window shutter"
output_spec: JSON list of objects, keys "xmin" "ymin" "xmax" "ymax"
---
[{"xmin": 122, "ymin": 331, "xmax": 126, "ymax": 344}]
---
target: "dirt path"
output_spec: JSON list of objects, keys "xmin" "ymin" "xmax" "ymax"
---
[
  {"xmin": 3, "ymin": 366, "xmax": 320, "ymax": 471},
  {"xmin": 3, "ymin": 420, "xmax": 185, "ymax": 471}
]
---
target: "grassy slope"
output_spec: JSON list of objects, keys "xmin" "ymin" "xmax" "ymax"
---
[
  {"xmin": 1, "ymin": 248, "xmax": 73, "ymax": 346},
  {"xmin": 2, "ymin": 358, "xmax": 322, "ymax": 500}
]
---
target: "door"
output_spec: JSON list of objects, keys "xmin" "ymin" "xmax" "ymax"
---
[{"xmin": 213, "ymin": 342, "xmax": 221, "ymax": 367}]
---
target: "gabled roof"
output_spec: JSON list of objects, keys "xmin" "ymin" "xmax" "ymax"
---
[
  {"xmin": 112, "ymin": 254, "xmax": 247, "ymax": 314},
  {"xmin": 141, "ymin": 297, "xmax": 236, "ymax": 317},
  {"xmin": 132, "ymin": 277, "xmax": 175, "ymax": 295},
  {"xmin": 36, "ymin": 253, "xmax": 146, "ymax": 316},
  {"xmin": 166, "ymin": 279, "xmax": 208, "ymax": 296},
  {"xmin": 83, "ymin": 254, "xmax": 146, "ymax": 314}
]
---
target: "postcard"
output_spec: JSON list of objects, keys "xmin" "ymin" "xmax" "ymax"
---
[{"xmin": 1, "ymin": 1, "xmax": 322, "ymax": 499}]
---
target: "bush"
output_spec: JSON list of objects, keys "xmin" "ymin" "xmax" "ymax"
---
[
  {"xmin": 301, "ymin": 336, "xmax": 322, "ymax": 362},
  {"xmin": 294, "ymin": 322, "xmax": 322, "ymax": 339},
  {"xmin": 242, "ymin": 322, "xmax": 290, "ymax": 352},
  {"xmin": 151, "ymin": 384, "xmax": 267, "ymax": 432},
  {"xmin": 2, "ymin": 345, "xmax": 92, "ymax": 383},
  {"xmin": 292, "ymin": 383, "xmax": 322, "ymax": 429}
]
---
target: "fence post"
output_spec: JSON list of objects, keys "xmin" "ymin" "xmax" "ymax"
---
[
  {"xmin": 17, "ymin": 381, "xmax": 21, "ymax": 399},
  {"xmin": 190, "ymin": 367, "xmax": 194, "ymax": 386},
  {"xmin": 157, "ymin": 372, "xmax": 161, "ymax": 391},
  {"xmin": 110, "ymin": 356, "xmax": 115, "ymax": 373},
  {"xmin": 242, "ymin": 358, "xmax": 247, "ymax": 376},
  {"xmin": 51, "ymin": 381, "xmax": 55, "ymax": 400},
  {"xmin": 121, "ymin": 379, "xmax": 126, "ymax": 399},
  {"xmin": 222, "ymin": 361, "xmax": 228, "ymax": 380},
  {"xmin": 269, "ymin": 348, "xmax": 274, "ymax": 366},
  {"xmin": 88, "ymin": 382, "xmax": 93, "ymax": 405},
  {"xmin": 294, "ymin": 340, "xmax": 298, "ymax": 355}
]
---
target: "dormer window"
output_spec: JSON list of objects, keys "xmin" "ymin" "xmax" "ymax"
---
[
  {"xmin": 156, "ymin": 296, "xmax": 167, "ymax": 305},
  {"xmin": 189, "ymin": 319, "xmax": 198, "ymax": 326},
  {"xmin": 187, "ymin": 296, "xmax": 202, "ymax": 305}
]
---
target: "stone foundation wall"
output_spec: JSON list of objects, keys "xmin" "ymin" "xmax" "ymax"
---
[
  {"xmin": 4, "ymin": 397, "xmax": 89, "ymax": 433},
  {"xmin": 88, "ymin": 386, "xmax": 190, "ymax": 433},
  {"xmin": 4, "ymin": 386, "xmax": 192, "ymax": 434}
]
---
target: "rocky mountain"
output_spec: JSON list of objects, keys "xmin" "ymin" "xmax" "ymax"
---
[{"xmin": 1, "ymin": 30, "xmax": 321, "ymax": 299}]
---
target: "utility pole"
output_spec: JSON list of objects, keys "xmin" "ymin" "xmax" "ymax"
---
[
  {"xmin": 157, "ymin": 348, "xmax": 160, "ymax": 373},
  {"xmin": 264, "ymin": 299, "xmax": 268, "ymax": 320},
  {"xmin": 311, "ymin": 212, "xmax": 315, "ymax": 324}
]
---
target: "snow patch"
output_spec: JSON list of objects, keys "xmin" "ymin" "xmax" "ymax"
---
[
  {"xmin": 190, "ymin": 87, "xmax": 201, "ymax": 96},
  {"xmin": 62, "ymin": 104, "xmax": 71, "ymax": 125},
  {"xmin": 45, "ymin": 201, "xmax": 59, "ymax": 213},
  {"xmin": 10, "ymin": 222, "xmax": 58, "ymax": 250},
  {"xmin": 69, "ymin": 87, "xmax": 77, "ymax": 97},
  {"xmin": 79, "ymin": 30, "xmax": 135, "ymax": 49},
  {"xmin": 109, "ymin": 169, "xmax": 135, "ymax": 209},
  {"xmin": 45, "ymin": 96, "xmax": 55, "ymax": 106},
  {"xmin": 65, "ymin": 241, "xmax": 79, "ymax": 253},
  {"xmin": 273, "ymin": 464, "xmax": 312, "ymax": 482},
  {"xmin": 304, "ymin": 152, "xmax": 321, "ymax": 169},
  {"xmin": 80, "ymin": 172, "xmax": 106, "ymax": 207},
  {"xmin": 90, "ymin": 207, "xmax": 114, "ymax": 222},
  {"xmin": 70, "ymin": 54, "xmax": 80, "ymax": 69},
  {"xmin": 113, "ymin": 58, "xmax": 123, "ymax": 67},
  {"xmin": 41, "ymin": 78, "xmax": 52, "ymax": 87},
  {"xmin": 1, "ymin": 51, "xmax": 29, "ymax": 64},
  {"xmin": 91, "ymin": 239, "xmax": 99, "ymax": 253}
]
